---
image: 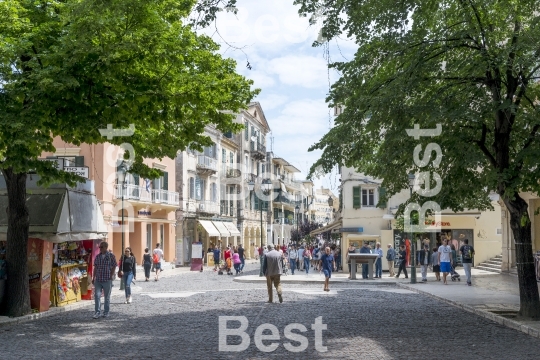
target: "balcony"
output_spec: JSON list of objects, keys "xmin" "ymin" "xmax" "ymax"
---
[
  {"xmin": 250, "ymin": 141, "xmax": 266, "ymax": 161},
  {"xmin": 151, "ymin": 189, "xmax": 180, "ymax": 206},
  {"xmin": 196, "ymin": 200, "xmax": 220, "ymax": 215},
  {"xmin": 225, "ymin": 166, "xmax": 242, "ymax": 179},
  {"xmin": 220, "ymin": 204, "xmax": 237, "ymax": 217},
  {"xmin": 114, "ymin": 185, "xmax": 179, "ymax": 206},
  {"xmin": 196, "ymin": 155, "xmax": 217, "ymax": 176}
]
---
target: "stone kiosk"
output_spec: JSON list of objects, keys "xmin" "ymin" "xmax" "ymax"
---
[{"xmin": 348, "ymin": 253, "xmax": 379, "ymax": 280}]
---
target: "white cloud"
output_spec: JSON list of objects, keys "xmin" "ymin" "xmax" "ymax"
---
[
  {"xmin": 266, "ymin": 55, "xmax": 328, "ymax": 89},
  {"xmin": 269, "ymin": 99, "xmax": 331, "ymax": 137},
  {"xmin": 255, "ymin": 93, "xmax": 289, "ymax": 111}
]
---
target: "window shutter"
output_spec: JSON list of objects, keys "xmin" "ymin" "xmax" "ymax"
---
[
  {"xmin": 162, "ymin": 172, "xmax": 168, "ymax": 190},
  {"xmin": 353, "ymin": 187, "xmax": 361, "ymax": 209},
  {"xmin": 74, "ymin": 156, "xmax": 84, "ymax": 166},
  {"xmin": 152, "ymin": 178, "xmax": 158, "ymax": 191},
  {"xmin": 189, "ymin": 177, "xmax": 195, "ymax": 199},
  {"xmin": 133, "ymin": 174, "xmax": 140, "ymax": 186},
  {"xmin": 244, "ymin": 121, "xmax": 249, "ymax": 140},
  {"xmin": 377, "ymin": 187, "xmax": 387, "ymax": 208}
]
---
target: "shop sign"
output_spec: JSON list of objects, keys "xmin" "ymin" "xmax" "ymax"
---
[
  {"xmin": 425, "ymin": 221, "xmax": 450, "ymax": 226},
  {"xmin": 339, "ymin": 227, "xmax": 364, "ymax": 233},
  {"xmin": 28, "ymin": 273, "xmax": 41, "ymax": 284},
  {"xmin": 138, "ymin": 210, "xmax": 151, "ymax": 216},
  {"xmin": 64, "ymin": 166, "xmax": 89, "ymax": 178}
]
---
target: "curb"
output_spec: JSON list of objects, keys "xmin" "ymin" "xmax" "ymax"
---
[
  {"xmin": 396, "ymin": 283, "xmax": 540, "ymax": 340},
  {"xmin": 233, "ymin": 277, "xmax": 398, "ymax": 286}
]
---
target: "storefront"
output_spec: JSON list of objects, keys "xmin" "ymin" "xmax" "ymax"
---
[{"xmin": 0, "ymin": 177, "xmax": 107, "ymax": 312}]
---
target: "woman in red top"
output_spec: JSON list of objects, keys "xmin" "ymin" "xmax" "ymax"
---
[{"xmin": 224, "ymin": 247, "xmax": 232, "ymax": 271}]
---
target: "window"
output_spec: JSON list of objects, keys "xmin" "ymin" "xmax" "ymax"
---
[
  {"xmin": 152, "ymin": 171, "xmax": 168, "ymax": 191},
  {"xmin": 230, "ymin": 151, "xmax": 234, "ymax": 165},
  {"xmin": 211, "ymin": 183, "xmax": 217, "ymax": 202},
  {"xmin": 195, "ymin": 176, "xmax": 205, "ymax": 201},
  {"xmin": 222, "ymin": 148, "xmax": 226, "ymax": 163},
  {"xmin": 245, "ymin": 155, "xmax": 249, "ymax": 175},
  {"xmin": 146, "ymin": 224, "xmax": 152, "ymax": 249},
  {"xmin": 189, "ymin": 177, "xmax": 195, "ymax": 199},
  {"xmin": 362, "ymin": 188, "xmax": 375, "ymax": 207},
  {"xmin": 244, "ymin": 121, "xmax": 249, "ymax": 140}
]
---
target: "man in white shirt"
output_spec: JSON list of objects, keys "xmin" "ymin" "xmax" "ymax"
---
[
  {"xmin": 153, "ymin": 243, "xmax": 164, "ymax": 281},
  {"xmin": 438, "ymin": 239, "xmax": 452, "ymax": 284}
]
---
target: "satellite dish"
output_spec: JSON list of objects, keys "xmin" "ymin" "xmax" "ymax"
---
[{"xmin": 251, "ymin": 136, "xmax": 257, "ymax": 142}]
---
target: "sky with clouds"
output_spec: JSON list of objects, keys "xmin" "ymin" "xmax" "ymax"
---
[{"xmin": 199, "ymin": 0, "xmax": 357, "ymax": 193}]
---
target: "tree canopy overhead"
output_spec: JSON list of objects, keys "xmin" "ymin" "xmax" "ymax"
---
[
  {"xmin": 0, "ymin": 0, "xmax": 257, "ymax": 317},
  {"xmin": 297, "ymin": 0, "xmax": 540, "ymax": 318}
]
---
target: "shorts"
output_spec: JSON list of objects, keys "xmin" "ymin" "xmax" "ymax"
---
[
  {"xmin": 433, "ymin": 265, "xmax": 440, "ymax": 272},
  {"xmin": 154, "ymin": 262, "xmax": 161, "ymax": 271},
  {"xmin": 440, "ymin": 262, "xmax": 451, "ymax": 273},
  {"xmin": 323, "ymin": 269, "xmax": 332, "ymax": 278}
]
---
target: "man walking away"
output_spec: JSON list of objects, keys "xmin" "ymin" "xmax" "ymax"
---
[
  {"xmin": 417, "ymin": 244, "xmax": 431, "ymax": 282},
  {"xmin": 395, "ymin": 245, "xmax": 408, "ymax": 279},
  {"xmin": 386, "ymin": 244, "xmax": 396, "ymax": 277},
  {"xmin": 92, "ymin": 241, "xmax": 117, "ymax": 319},
  {"xmin": 238, "ymin": 244, "xmax": 245, "ymax": 273},
  {"xmin": 263, "ymin": 244, "xmax": 283, "ymax": 303},
  {"xmin": 431, "ymin": 247, "xmax": 441, "ymax": 281},
  {"xmin": 319, "ymin": 247, "xmax": 335, "ymax": 292},
  {"xmin": 460, "ymin": 239, "xmax": 475, "ymax": 286},
  {"xmin": 359, "ymin": 242, "xmax": 371, "ymax": 279},
  {"xmin": 297, "ymin": 246, "xmax": 305, "ymax": 271},
  {"xmin": 438, "ymin": 239, "xmax": 452, "ymax": 285},
  {"xmin": 153, "ymin": 243, "xmax": 164, "ymax": 281},
  {"xmin": 213, "ymin": 246, "xmax": 220, "ymax": 271},
  {"xmin": 373, "ymin": 243, "xmax": 383, "ymax": 278},
  {"xmin": 288, "ymin": 245, "xmax": 298, "ymax": 275}
]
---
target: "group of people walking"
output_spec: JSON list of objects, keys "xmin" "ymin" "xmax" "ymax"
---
[
  {"xmin": 348, "ymin": 239, "xmax": 475, "ymax": 285},
  {"xmin": 92, "ymin": 242, "xmax": 165, "ymax": 319},
  {"xmin": 211, "ymin": 244, "xmax": 247, "ymax": 275}
]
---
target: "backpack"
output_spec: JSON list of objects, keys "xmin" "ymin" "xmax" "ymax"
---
[
  {"xmin": 462, "ymin": 245, "xmax": 472, "ymax": 260},
  {"xmin": 153, "ymin": 253, "xmax": 160, "ymax": 264}
]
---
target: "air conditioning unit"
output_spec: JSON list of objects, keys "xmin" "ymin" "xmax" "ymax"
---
[{"xmin": 199, "ymin": 204, "xmax": 205, "ymax": 211}]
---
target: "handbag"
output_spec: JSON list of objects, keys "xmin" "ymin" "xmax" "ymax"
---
[{"xmin": 118, "ymin": 256, "xmax": 124, "ymax": 277}]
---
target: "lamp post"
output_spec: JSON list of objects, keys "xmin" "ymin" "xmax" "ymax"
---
[
  {"xmin": 117, "ymin": 161, "xmax": 128, "ymax": 291},
  {"xmin": 295, "ymin": 205, "xmax": 300, "ymax": 245},
  {"xmin": 249, "ymin": 179, "xmax": 272, "ymax": 277},
  {"xmin": 408, "ymin": 173, "xmax": 417, "ymax": 284}
]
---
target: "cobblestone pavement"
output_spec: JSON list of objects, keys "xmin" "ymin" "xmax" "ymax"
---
[{"xmin": 2, "ymin": 263, "xmax": 540, "ymax": 359}]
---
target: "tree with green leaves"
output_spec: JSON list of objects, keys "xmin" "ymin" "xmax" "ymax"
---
[
  {"xmin": 298, "ymin": 0, "xmax": 540, "ymax": 318},
  {"xmin": 0, "ymin": 0, "xmax": 256, "ymax": 317}
]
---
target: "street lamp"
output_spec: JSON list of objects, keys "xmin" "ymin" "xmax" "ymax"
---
[
  {"xmin": 295, "ymin": 205, "xmax": 300, "ymax": 245},
  {"xmin": 249, "ymin": 179, "xmax": 272, "ymax": 277},
  {"xmin": 327, "ymin": 196, "xmax": 333, "ymax": 207},
  {"xmin": 117, "ymin": 161, "xmax": 128, "ymax": 291},
  {"xmin": 408, "ymin": 173, "xmax": 417, "ymax": 284}
]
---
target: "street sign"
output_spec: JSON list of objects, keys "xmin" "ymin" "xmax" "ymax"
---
[{"xmin": 64, "ymin": 166, "xmax": 89, "ymax": 178}]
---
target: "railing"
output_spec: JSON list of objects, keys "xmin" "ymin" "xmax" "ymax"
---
[
  {"xmin": 250, "ymin": 141, "xmax": 266, "ymax": 154},
  {"xmin": 226, "ymin": 166, "xmax": 241, "ymax": 178},
  {"xmin": 114, "ymin": 184, "xmax": 151, "ymax": 203},
  {"xmin": 197, "ymin": 155, "xmax": 217, "ymax": 171},
  {"xmin": 220, "ymin": 204, "xmax": 237, "ymax": 217},
  {"xmin": 196, "ymin": 200, "xmax": 220, "ymax": 214},
  {"xmin": 151, "ymin": 189, "xmax": 180, "ymax": 205}
]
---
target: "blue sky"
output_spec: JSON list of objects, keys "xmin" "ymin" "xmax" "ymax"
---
[{"xmin": 200, "ymin": 0, "xmax": 357, "ymax": 192}]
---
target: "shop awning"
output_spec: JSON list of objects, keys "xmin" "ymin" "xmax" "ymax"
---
[
  {"xmin": 310, "ymin": 218, "xmax": 342, "ymax": 236},
  {"xmin": 198, "ymin": 220, "xmax": 220, "ymax": 237},
  {"xmin": 212, "ymin": 221, "xmax": 230, "ymax": 237},
  {"xmin": 223, "ymin": 222, "xmax": 241, "ymax": 236},
  {"xmin": 0, "ymin": 179, "xmax": 108, "ymax": 243}
]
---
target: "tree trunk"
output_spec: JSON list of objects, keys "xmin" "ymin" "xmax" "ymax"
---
[
  {"xmin": 0, "ymin": 169, "xmax": 31, "ymax": 317},
  {"xmin": 503, "ymin": 194, "xmax": 540, "ymax": 319}
]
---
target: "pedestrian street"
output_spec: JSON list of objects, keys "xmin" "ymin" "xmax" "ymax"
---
[{"xmin": 1, "ymin": 263, "xmax": 540, "ymax": 359}]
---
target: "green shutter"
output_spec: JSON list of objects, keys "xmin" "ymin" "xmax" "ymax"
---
[
  {"xmin": 353, "ymin": 187, "xmax": 361, "ymax": 209},
  {"xmin": 377, "ymin": 187, "xmax": 387, "ymax": 208},
  {"xmin": 162, "ymin": 171, "xmax": 168, "ymax": 190},
  {"xmin": 74, "ymin": 156, "xmax": 84, "ymax": 166}
]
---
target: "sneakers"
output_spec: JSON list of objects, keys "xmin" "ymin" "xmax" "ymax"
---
[
  {"xmin": 92, "ymin": 312, "xmax": 101, "ymax": 319},
  {"xmin": 127, "ymin": 296, "xmax": 132, "ymax": 304},
  {"xmin": 278, "ymin": 293, "xmax": 283, "ymax": 303},
  {"xmin": 422, "ymin": 279, "xmax": 427, "ymax": 282},
  {"xmin": 102, "ymin": 313, "xmax": 109, "ymax": 318}
]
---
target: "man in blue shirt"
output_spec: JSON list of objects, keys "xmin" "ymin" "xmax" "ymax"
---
[
  {"xmin": 212, "ymin": 246, "xmax": 220, "ymax": 271},
  {"xmin": 319, "ymin": 247, "xmax": 335, "ymax": 292},
  {"xmin": 359, "ymin": 242, "xmax": 371, "ymax": 279}
]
